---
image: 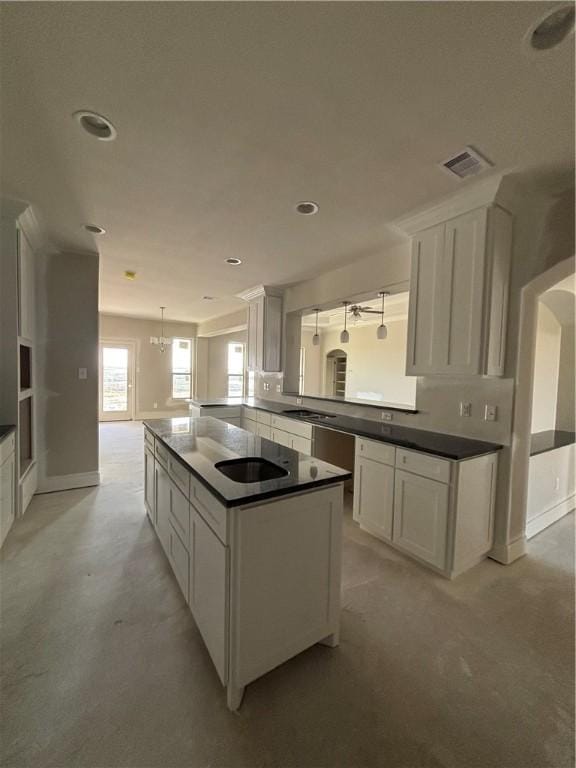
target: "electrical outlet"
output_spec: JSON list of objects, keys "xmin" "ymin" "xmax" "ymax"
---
[
  {"xmin": 555, "ymin": 477, "xmax": 560, "ymax": 491},
  {"xmin": 276, "ymin": 384, "xmax": 281, "ymax": 392},
  {"xmin": 459, "ymin": 402, "xmax": 472, "ymax": 417},
  {"xmin": 484, "ymin": 404, "xmax": 497, "ymax": 422},
  {"xmin": 296, "ymin": 397, "xmax": 303, "ymax": 405},
  {"xmin": 153, "ymin": 402, "xmax": 158, "ymax": 409},
  {"xmin": 381, "ymin": 412, "xmax": 393, "ymax": 422}
]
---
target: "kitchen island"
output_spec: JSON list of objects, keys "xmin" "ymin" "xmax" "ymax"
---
[{"xmin": 143, "ymin": 416, "xmax": 351, "ymax": 710}]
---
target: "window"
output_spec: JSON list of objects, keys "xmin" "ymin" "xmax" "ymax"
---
[
  {"xmin": 172, "ymin": 338, "xmax": 193, "ymax": 399},
  {"xmin": 227, "ymin": 342, "xmax": 244, "ymax": 397}
]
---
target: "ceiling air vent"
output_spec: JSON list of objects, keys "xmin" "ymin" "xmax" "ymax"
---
[{"xmin": 440, "ymin": 146, "xmax": 492, "ymax": 180}]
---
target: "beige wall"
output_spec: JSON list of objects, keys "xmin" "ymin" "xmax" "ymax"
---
[
  {"xmin": 36, "ymin": 251, "xmax": 100, "ymax": 479},
  {"xmin": 197, "ymin": 308, "xmax": 247, "ymax": 337},
  {"xmin": 531, "ymin": 302, "xmax": 561, "ymax": 433},
  {"xmin": 204, "ymin": 331, "xmax": 247, "ymax": 398},
  {"xmin": 99, "ymin": 314, "xmax": 197, "ymax": 418},
  {"xmin": 556, "ymin": 324, "xmax": 575, "ymax": 432}
]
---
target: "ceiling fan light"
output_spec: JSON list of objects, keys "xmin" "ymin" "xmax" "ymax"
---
[
  {"xmin": 377, "ymin": 324, "xmax": 388, "ymax": 340},
  {"xmin": 340, "ymin": 329, "xmax": 350, "ymax": 344}
]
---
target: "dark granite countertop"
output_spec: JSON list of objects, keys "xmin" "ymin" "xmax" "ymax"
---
[
  {"xmin": 188, "ymin": 398, "xmax": 502, "ymax": 461},
  {"xmin": 144, "ymin": 417, "xmax": 351, "ymax": 508},
  {"xmin": 530, "ymin": 430, "xmax": 575, "ymax": 457},
  {"xmin": 0, "ymin": 425, "xmax": 16, "ymax": 443}
]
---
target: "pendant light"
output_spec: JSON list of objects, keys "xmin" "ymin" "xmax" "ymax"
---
[
  {"xmin": 150, "ymin": 306, "xmax": 172, "ymax": 353},
  {"xmin": 377, "ymin": 292, "xmax": 389, "ymax": 340},
  {"xmin": 312, "ymin": 309, "xmax": 320, "ymax": 346},
  {"xmin": 340, "ymin": 302, "xmax": 350, "ymax": 344}
]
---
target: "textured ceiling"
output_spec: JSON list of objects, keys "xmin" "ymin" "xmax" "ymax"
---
[{"xmin": 0, "ymin": 2, "xmax": 574, "ymax": 322}]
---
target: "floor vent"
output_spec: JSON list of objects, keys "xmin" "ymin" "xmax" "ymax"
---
[{"xmin": 440, "ymin": 146, "xmax": 492, "ymax": 179}]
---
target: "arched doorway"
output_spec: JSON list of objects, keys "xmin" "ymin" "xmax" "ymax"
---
[{"xmin": 325, "ymin": 349, "xmax": 347, "ymax": 398}]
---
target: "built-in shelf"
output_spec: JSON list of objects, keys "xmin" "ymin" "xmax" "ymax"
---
[{"xmin": 19, "ymin": 396, "xmax": 32, "ymax": 476}]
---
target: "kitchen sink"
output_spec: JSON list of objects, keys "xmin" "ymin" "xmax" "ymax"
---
[{"xmin": 215, "ymin": 458, "xmax": 289, "ymax": 483}]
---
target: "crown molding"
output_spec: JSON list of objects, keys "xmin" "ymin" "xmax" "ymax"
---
[
  {"xmin": 198, "ymin": 323, "xmax": 248, "ymax": 338},
  {"xmin": 236, "ymin": 284, "xmax": 284, "ymax": 302},
  {"xmin": 392, "ymin": 174, "xmax": 504, "ymax": 236}
]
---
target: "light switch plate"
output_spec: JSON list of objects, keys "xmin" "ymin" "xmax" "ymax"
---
[
  {"xmin": 78, "ymin": 367, "xmax": 87, "ymax": 380},
  {"xmin": 381, "ymin": 412, "xmax": 393, "ymax": 421},
  {"xmin": 484, "ymin": 404, "xmax": 497, "ymax": 422},
  {"xmin": 459, "ymin": 402, "xmax": 472, "ymax": 417}
]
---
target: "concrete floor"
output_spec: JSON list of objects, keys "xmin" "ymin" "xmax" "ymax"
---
[{"xmin": 1, "ymin": 421, "xmax": 574, "ymax": 768}]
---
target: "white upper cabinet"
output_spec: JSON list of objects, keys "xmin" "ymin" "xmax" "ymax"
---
[
  {"xmin": 242, "ymin": 286, "xmax": 283, "ymax": 373},
  {"xmin": 406, "ymin": 205, "xmax": 512, "ymax": 377},
  {"xmin": 17, "ymin": 227, "xmax": 36, "ymax": 342}
]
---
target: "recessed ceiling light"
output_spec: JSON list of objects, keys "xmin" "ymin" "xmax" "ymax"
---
[
  {"xmin": 295, "ymin": 201, "xmax": 319, "ymax": 215},
  {"xmin": 124, "ymin": 271, "xmax": 137, "ymax": 280},
  {"xmin": 84, "ymin": 224, "xmax": 106, "ymax": 234},
  {"xmin": 202, "ymin": 295, "xmax": 217, "ymax": 300},
  {"xmin": 529, "ymin": 4, "xmax": 574, "ymax": 50},
  {"xmin": 225, "ymin": 258, "xmax": 242, "ymax": 265},
  {"xmin": 73, "ymin": 110, "xmax": 117, "ymax": 141}
]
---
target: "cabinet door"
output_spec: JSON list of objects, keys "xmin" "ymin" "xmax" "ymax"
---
[
  {"xmin": 243, "ymin": 419, "xmax": 258, "ymax": 435},
  {"xmin": 262, "ymin": 295, "xmax": 282, "ymax": 372},
  {"xmin": 17, "ymin": 228, "xmax": 35, "ymax": 342},
  {"xmin": 256, "ymin": 423, "xmax": 271, "ymax": 440},
  {"xmin": 144, "ymin": 448, "xmax": 155, "ymax": 523},
  {"xmin": 155, "ymin": 462, "xmax": 171, "ymax": 554},
  {"xmin": 290, "ymin": 434, "xmax": 312, "ymax": 455},
  {"xmin": 438, "ymin": 208, "xmax": 487, "ymax": 375},
  {"xmin": 168, "ymin": 524, "xmax": 190, "ymax": 602},
  {"xmin": 393, "ymin": 470, "xmax": 449, "ymax": 569},
  {"xmin": 0, "ymin": 452, "xmax": 15, "ymax": 549},
  {"xmin": 405, "ymin": 223, "xmax": 445, "ymax": 375},
  {"xmin": 189, "ymin": 507, "xmax": 228, "ymax": 684},
  {"xmin": 247, "ymin": 300, "xmax": 259, "ymax": 370},
  {"xmin": 270, "ymin": 428, "xmax": 292, "ymax": 448},
  {"xmin": 353, "ymin": 457, "xmax": 394, "ymax": 540}
]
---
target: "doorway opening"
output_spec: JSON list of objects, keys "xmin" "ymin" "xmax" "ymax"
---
[
  {"xmin": 526, "ymin": 272, "xmax": 575, "ymax": 538},
  {"xmin": 325, "ymin": 349, "xmax": 347, "ymax": 398},
  {"xmin": 99, "ymin": 341, "xmax": 135, "ymax": 421}
]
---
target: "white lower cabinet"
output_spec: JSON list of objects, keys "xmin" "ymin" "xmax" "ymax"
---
[
  {"xmin": 393, "ymin": 470, "xmax": 449, "ymax": 570},
  {"xmin": 168, "ymin": 523, "xmax": 190, "ymax": 602},
  {"xmin": 270, "ymin": 427, "xmax": 292, "ymax": 448},
  {"xmin": 353, "ymin": 456, "xmax": 394, "ymax": 541},
  {"xmin": 256, "ymin": 423, "xmax": 271, "ymax": 440},
  {"xmin": 189, "ymin": 506, "xmax": 228, "ymax": 684},
  {"xmin": 0, "ymin": 435, "xmax": 16, "ymax": 549},
  {"xmin": 144, "ymin": 445, "xmax": 155, "ymax": 523},
  {"xmin": 155, "ymin": 462, "xmax": 171, "ymax": 553},
  {"xmin": 353, "ymin": 436, "xmax": 498, "ymax": 578}
]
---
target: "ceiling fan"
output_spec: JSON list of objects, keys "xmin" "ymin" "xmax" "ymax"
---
[{"xmin": 348, "ymin": 304, "xmax": 381, "ymax": 318}]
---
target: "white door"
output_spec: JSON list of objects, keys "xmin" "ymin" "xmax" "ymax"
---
[
  {"xmin": 393, "ymin": 470, "xmax": 449, "ymax": 569},
  {"xmin": 99, "ymin": 342, "xmax": 134, "ymax": 421},
  {"xmin": 354, "ymin": 457, "xmax": 394, "ymax": 541}
]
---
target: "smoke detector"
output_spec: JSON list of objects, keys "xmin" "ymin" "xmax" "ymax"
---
[{"xmin": 440, "ymin": 146, "xmax": 492, "ymax": 180}]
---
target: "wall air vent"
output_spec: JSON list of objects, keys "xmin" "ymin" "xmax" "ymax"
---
[{"xmin": 440, "ymin": 146, "xmax": 492, "ymax": 180}]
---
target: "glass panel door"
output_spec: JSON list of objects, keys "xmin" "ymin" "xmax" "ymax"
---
[{"xmin": 99, "ymin": 343, "xmax": 134, "ymax": 421}]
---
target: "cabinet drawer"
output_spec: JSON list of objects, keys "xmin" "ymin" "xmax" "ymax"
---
[
  {"xmin": 168, "ymin": 523, "xmax": 189, "ymax": 602},
  {"xmin": 271, "ymin": 414, "xmax": 312, "ymax": 440},
  {"xmin": 256, "ymin": 410, "xmax": 272, "ymax": 426},
  {"xmin": 395, "ymin": 449, "xmax": 451, "ymax": 484},
  {"xmin": 355, "ymin": 438, "xmax": 395, "ymax": 467},
  {"xmin": 144, "ymin": 428, "xmax": 154, "ymax": 449},
  {"xmin": 242, "ymin": 407, "xmax": 257, "ymax": 423},
  {"xmin": 168, "ymin": 454, "xmax": 190, "ymax": 498},
  {"xmin": 154, "ymin": 440, "xmax": 170, "ymax": 470},
  {"xmin": 190, "ymin": 477, "xmax": 228, "ymax": 544},
  {"xmin": 256, "ymin": 423, "xmax": 272, "ymax": 440},
  {"xmin": 291, "ymin": 434, "xmax": 312, "ymax": 455},
  {"xmin": 270, "ymin": 428, "xmax": 292, "ymax": 448},
  {"xmin": 243, "ymin": 419, "xmax": 258, "ymax": 435},
  {"xmin": 0, "ymin": 433, "xmax": 15, "ymax": 464},
  {"xmin": 170, "ymin": 481, "xmax": 190, "ymax": 545}
]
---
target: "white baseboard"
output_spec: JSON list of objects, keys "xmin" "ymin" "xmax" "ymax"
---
[
  {"xmin": 489, "ymin": 535, "xmax": 527, "ymax": 565},
  {"xmin": 37, "ymin": 471, "xmax": 101, "ymax": 494},
  {"xmin": 526, "ymin": 495, "xmax": 575, "ymax": 540}
]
